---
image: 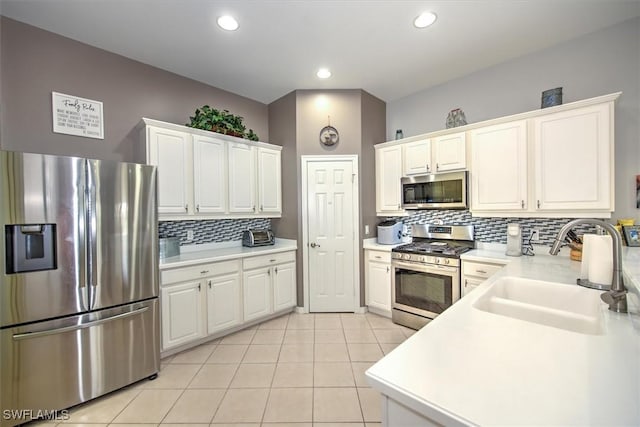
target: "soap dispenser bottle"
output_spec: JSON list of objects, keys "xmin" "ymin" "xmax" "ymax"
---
[{"xmin": 506, "ymin": 223, "xmax": 522, "ymax": 257}]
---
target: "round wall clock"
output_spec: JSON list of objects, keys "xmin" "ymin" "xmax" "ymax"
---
[{"xmin": 319, "ymin": 125, "xmax": 339, "ymax": 146}]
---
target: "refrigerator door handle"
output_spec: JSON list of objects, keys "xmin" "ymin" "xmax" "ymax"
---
[
  {"xmin": 12, "ymin": 306, "xmax": 149, "ymax": 340},
  {"xmin": 86, "ymin": 167, "xmax": 99, "ymax": 310}
]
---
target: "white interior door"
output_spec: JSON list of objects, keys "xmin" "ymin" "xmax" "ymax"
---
[{"xmin": 307, "ymin": 160, "xmax": 356, "ymax": 312}]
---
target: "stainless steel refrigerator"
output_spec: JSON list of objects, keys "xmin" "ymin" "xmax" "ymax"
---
[{"xmin": 0, "ymin": 150, "xmax": 160, "ymax": 426}]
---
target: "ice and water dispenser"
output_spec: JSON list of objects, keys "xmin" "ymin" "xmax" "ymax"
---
[{"xmin": 5, "ymin": 224, "xmax": 57, "ymax": 274}]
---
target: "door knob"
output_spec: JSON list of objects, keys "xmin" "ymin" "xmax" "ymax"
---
[{"xmin": 310, "ymin": 242, "xmax": 320, "ymax": 248}]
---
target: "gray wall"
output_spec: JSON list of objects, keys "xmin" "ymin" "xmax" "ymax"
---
[
  {"xmin": 0, "ymin": 17, "xmax": 269, "ymax": 162},
  {"xmin": 387, "ymin": 17, "xmax": 640, "ymax": 221}
]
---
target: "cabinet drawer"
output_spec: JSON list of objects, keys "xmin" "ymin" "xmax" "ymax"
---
[
  {"xmin": 162, "ymin": 260, "xmax": 240, "ymax": 285},
  {"xmin": 462, "ymin": 261, "xmax": 504, "ymax": 279},
  {"xmin": 243, "ymin": 251, "xmax": 296, "ymax": 270},
  {"xmin": 367, "ymin": 250, "xmax": 391, "ymax": 263}
]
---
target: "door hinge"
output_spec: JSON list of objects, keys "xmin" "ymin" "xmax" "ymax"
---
[{"xmin": 351, "ymin": 173, "xmax": 356, "ymax": 183}]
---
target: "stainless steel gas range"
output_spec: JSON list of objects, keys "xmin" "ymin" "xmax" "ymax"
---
[{"xmin": 391, "ymin": 224, "xmax": 474, "ymax": 330}]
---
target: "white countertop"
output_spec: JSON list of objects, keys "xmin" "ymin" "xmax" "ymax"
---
[
  {"xmin": 159, "ymin": 238, "xmax": 298, "ymax": 269},
  {"xmin": 366, "ymin": 246, "xmax": 640, "ymax": 426},
  {"xmin": 363, "ymin": 237, "xmax": 406, "ymax": 251}
]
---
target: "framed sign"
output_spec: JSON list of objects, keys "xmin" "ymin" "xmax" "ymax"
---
[
  {"xmin": 52, "ymin": 92, "xmax": 104, "ymax": 139},
  {"xmin": 622, "ymin": 225, "xmax": 640, "ymax": 247}
]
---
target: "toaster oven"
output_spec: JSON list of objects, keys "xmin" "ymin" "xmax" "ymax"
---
[{"xmin": 242, "ymin": 229, "xmax": 275, "ymax": 247}]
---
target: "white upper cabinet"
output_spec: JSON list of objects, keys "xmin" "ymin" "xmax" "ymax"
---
[
  {"xmin": 193, "ymin": 135, "xmax": 227, "ymax": 214},
  {"xmin": 403, "ymin": 139, "xmax": 431, "ymax": 175},
  {"xmin": 470, "ymin": 120, "xmax": 528, "ymax": 211},
  {"xmin": 467, "ymin": 94, "xmax": 617, "ymax": 217},
  {"xmin": 257, "ymin": 147, "xmax": 282, "ymax": 214},
  {"xmin": 376, "ymin": 144, "xmax": 405, "ymax": 216},
  {"xmin": 533, "ymin": 103, "xmax": 612, "ymax": 211},
  {"xmin": 141, "ymin": 118, "xmax": 282, "ymax": 218},
  {"xmin": 228, "ymin": 142, "xmax": 257, "ymax": 213},
  {"xmin": 227, "ymin": 143, "xmax": 282, "ymax": 215},
  {"xmin": 432, "ymin": 131, "xmax": 466, "ymax": 172},
  {"xmin": 146, "ymin": 126, "xmax": 191, "ymax": 215}
]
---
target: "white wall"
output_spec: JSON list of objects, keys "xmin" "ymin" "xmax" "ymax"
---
[{"xmin": 387, "ymin": 17, "xmax": 640, "ymax": 220}]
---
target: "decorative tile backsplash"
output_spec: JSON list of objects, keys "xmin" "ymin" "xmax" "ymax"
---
[
  {"xmin": 159, "ymin": 218, "xmax": 271, "ymax": 245},
  {"xmin": 397, "ymin": 210, "xmax": 597, "ymax": 245}
]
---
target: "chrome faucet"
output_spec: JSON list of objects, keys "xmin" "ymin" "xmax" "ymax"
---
[{"xmin": 549, "ymin": 219, "xmax": 627, "ymax": 313}]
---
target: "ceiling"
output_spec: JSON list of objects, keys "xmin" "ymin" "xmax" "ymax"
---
[{"xmin": 2, "ymin": 0, "xmax": 639, "ymax": 104}]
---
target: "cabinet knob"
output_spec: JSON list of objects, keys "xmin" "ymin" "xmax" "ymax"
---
[
  {"xmin": 386, "ymin": 266, "xmax": 390, "ymax": 273},
  {"xmin": 253, "ymin": 205, "xmax": 256, "ymax": 212},
  {"xmin": 537, "ymin": 200, "xmax": 541, "ymax": 208},
  {"xmin": 200, "ymin": 270, "xmax": 209, "ymax": 274},
  {"xmin": 196, "ymin": 204, "xmax": 200, "ymax": 212},
  {"xmin": 310, "ymin": 242, "xmax": 320, "ymax": 248},
  {"xmin": 436, "ymin": 163, "xmax": 439, "ymax": 171},
  {"xmin": 184, "ymin": 203, "xmax": 189, "ymax": 212},
  {"xmin": 397, "ymin": 204, "xmax": 401, "ymax": 209},
  {"xmin": 267, "ymin": 269, "xmax": 271, "ymax": 276},
  {"xmin": 375, "ymin": 256, "xmax": 381, "ymax": 259},
  {"xmin": 426, "ymin": 164, "xmax": 430, "ymax": 172},
  {"xmin": 260, "ymin": 205, "xmax": 263, "ymax": 211},
  {"xmin": 198, "ymin": 283, "xmax": 201, "ymax": 291},
  {"xmin": 521, "ymin": 200, "xmax": 525, "ymax": 209},
  {"xmin": 270, "ymin": 259, "xmax": 277, "ymax": 262},
  {"xmin": 275, "ymin": 267, "xmax": 278, "ymax": 274},
  {"xmin": 476, "ymin": 270, "xmax": 487, "ymax": 274},
  {"xmin": 208, "ymin": 280, "xmax": 211, "ymax": 289}
]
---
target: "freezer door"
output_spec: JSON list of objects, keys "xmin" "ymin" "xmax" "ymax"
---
[
  {"xmin": 0, "ymin": 151, "xmax": 87, "ymax": 327},
  {"xmin": 87, "ymin": 159, "xmax": 158, "ymax": 310},
  {"xmin": 0, "ymin": 299, "xmax": 159, "ymax": 426}
]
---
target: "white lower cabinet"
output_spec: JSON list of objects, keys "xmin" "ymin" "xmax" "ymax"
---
[
  {"xmin": 160, "ymin": 250, "xmax": 296, "ymax": 354},
  {"xmin": 161, "ymin": 280, "xmax": 205, "ymax": 350},
  {"xmin": 365, "ymin": 250, "xmax": 392, "ymax": 316},
  {"xmin": 243, "ymin": 251, "xmax": 297, "ymax": 322},
  {"xmin": 461, "ymin": 259, "xmax": 507, "ymax": 297},
  {"xmin": 206, "ymin": 272, "xmax": 242, "ymax": 334},
  {"xmin": 243, "ymin": 267, "xmax": 272, "ymax": 322},
  {"xmin": 273, "ymin": 261, "xmax": 296, "ymax": 311}
]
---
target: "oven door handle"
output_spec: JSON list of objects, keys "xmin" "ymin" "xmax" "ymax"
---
[{"xmin": 392, "ymin": 260, "xmax": 458, "ymax": 274}]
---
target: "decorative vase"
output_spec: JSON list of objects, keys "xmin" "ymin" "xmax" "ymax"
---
[{"xmin": 446, "ymin": 109, "xmax": 467, "ymax": 128}]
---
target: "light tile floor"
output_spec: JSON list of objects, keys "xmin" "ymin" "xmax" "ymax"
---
[{"xmin": 29, "ymin": 312, "xmax": 416, "ymax": 427}]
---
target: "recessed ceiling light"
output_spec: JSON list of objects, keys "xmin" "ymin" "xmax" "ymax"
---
[
  {"xmin": 317, "ymin": 68, "xmax": 331, "ymax": 79},
  {"xmin": 217, "ymin": 15, "xmax": 239, "ymax": 31},
  {"xmin": 414, "ymin": 12, "xmax": 437, "ymax": 28}
]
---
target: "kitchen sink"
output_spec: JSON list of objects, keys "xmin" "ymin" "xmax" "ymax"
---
[{"xmin": 473, "ymin": 276, "xmax": 604, "ymax": 335}]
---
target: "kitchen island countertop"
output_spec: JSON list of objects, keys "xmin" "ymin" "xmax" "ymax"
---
[{"xmin": 366, "ymin": 246, "xmax": 640, "ymax": 426}]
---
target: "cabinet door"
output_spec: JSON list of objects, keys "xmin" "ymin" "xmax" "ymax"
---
[
  {"xmin": 243, "ymin": 267, "xmax": 272, "ymax": 322},
  {"xmin": 367, "ymin": 260, "xmax": 391, "ymax": 312},
  {"xmin": 161, "ymin": 280, "xmax": 204, "ymax": 350},
  {"xmin": 533, "ymin": 103, "xmax": 612, "ymax": 211},
  {"xmin": 462, "ymin": 276, "xmax": 484, "ymax": 297},
  {"xmin": 228, "ymin": 142, "xmax": 257, "ymax": 213},
  {"xmin": 403, "ymin": 139, "xmax": 431, "ymax": 175},
  {"xmin": 206, "ymin": 273, "xmax": 242, "ymax": 334},
  {"xmin": 193, "ymin": 135, "xmax": 227, "ymax": 214},
  {"xmin": 470, "ymin": 120, "xmax": 528, "ymax": 211},
  {"xmin": 433, "ymin": 131, "xmax": 466, "ymax": 172},
  {"xmin": 376, "ymin": 145, "xmax": 405, "ymax": 214},
  {"xmin": 273, "ymin": 262, "xmax": 296, "ymax": 312},
  {"xmin": 147, "ymin": 126, "xmax": 191, "ymax": 215},
  {"xmin": 257, "ymin": 147, "xmax": 282, "ymax": 215}
]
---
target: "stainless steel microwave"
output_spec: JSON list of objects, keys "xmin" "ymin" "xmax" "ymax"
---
[{"xmin": 401, "ymin": 171, "xmax": 468, "ymax": 209}]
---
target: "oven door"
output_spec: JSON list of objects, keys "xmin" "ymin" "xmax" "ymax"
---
[{"xmin": 392, "ymin": 260, "xmax": 460, "ymax": 319}]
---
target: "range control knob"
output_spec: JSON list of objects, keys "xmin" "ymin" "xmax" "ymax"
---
[
  {"xmin": 444, "ymin": 258, "xmax": 450, "ymax": 265},
  {"xmin": 434, "ymin": 258, "xmax": 441, "ymax": 264},
  {"xmin": 403, "ymin": 254, "xmax": 411, "ymax": 260}
]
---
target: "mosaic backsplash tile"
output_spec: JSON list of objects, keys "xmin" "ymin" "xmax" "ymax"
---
[
  {"xmin": 159, "ymin": 218, "xmax": 271, "ymax": 245},
  {"xmin": 397, "ymin": 210, "xmax": 598, "ymax": 245}
]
